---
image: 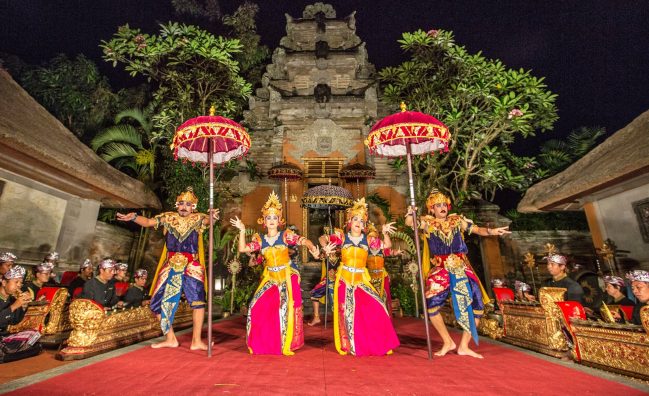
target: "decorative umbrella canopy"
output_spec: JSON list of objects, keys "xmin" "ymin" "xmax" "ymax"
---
[
  {"xmin": 365, "ymin": 102, "xmax": 450, "ymax": 360},
  {"xmin": 339, "ymin": 162, "xmax": 376, "ymax": 181},
  {"xmin": 172, "ymin": 109, "xmax": 251, "ymax": 164},
  {"xmin": 365, "ymin": 103, "xmax": 450, "ymax": 157},
  {"xmin": 268, "ymin": 161, "xmax": 303, "ymax": 225},
  {"xmin": 171, "ymin": 106, "xmax": 251, "ymax": 358},
  {"xmin": 268, "ymin": 161, "xmax": 303, "ymax": 180},
  {"xmin": 301, "ymin": 184, "xmax": 353, "ymax": 210}
]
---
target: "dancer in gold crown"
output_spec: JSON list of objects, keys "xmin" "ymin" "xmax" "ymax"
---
[
  {"xmin": 117, "ymin": 187, "xmax": 218, "ymax": 350},
  {"xmin": 406, "ymin": 189, "xmax": 510, "ymax": 358},
  {"xmin": 230, "ymin": 191, "xmax": 321, "ymax": 355}
]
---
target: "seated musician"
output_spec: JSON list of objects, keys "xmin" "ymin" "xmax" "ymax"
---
[
  {"xmin": 603, "ymin": 275, "xmax": 634, "ymax": 306},
  {"xmin": 0, "ymin": 265, "xmax": 41, "ymax": 362},
  {"xmin": 514, "ymin": 280, "xmax": 536, "ymax": 302},
  {"xmin": 123, "ymin": 269, "xmax": 149, "ymax": 308},
  {"xmin": 22, "ymin": 262, "xmax": 54, "ymax": 301},
  {"xmin": 542, "ymin": 254, "xmax": 584, "ymax": 304},
  {"xmin": 80, "ymin": 259, "xmax": 122, "ymax": 310},
  {"xmin": 0, "ymin": 266, "xmax": 30, "ymax": 335},
  {"xmin": 42, "ymin": 252, "xmax": 61, "ymax": 286},
  {"xmin": 491, "ymin": 278, "xmax": 507, "ymax": 311},
  {"xmin": 0, "ymin": 252, "xmax": 17, "ymax": 278},
  {"xmin": 67, "ymin": 259, "xmax": 94, "ymax": 297},
  {"xmin": 626, "ymin": 270, "xmax": 649, "ymax": 326},
  {"xmin": 113, "ymin": 262, "xmax": 129, "ymax": 282}
]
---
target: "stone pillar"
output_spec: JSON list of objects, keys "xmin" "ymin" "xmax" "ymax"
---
[{"xmin": 463, "ymin": 200, "xmax": 511, "ymax": 287}]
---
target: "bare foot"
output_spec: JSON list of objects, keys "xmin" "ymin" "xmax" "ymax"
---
[
  {"xmin": 457, "ymin": 347, "xmax": 483, "ymax": 359},
  {"xmin": 307, "ymin": 317, "xmax": 321, "ymax": 327},
  {"xmin": 190, "ymin": 341, "xmax": 210, "ymax": 351},
  {"xmin": 434, "ymin": 342, "xmax": 456, "ymax": 356},
  {"xmin": 151, "ymin": 339, "xmax": 179, "ymax": 349}
]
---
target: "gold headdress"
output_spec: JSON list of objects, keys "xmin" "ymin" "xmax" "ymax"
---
[
  {"xmin": 257, "ymin": 191, "xmax": 284, "ymax": 225},
  {"xmin": 346, "ymin": 198, "xmax": 368, "ymax": 223},
  {"xmin": 366, "ymin": 222, "xmax": 379, "ymax": 238},
  {"xmin": 426, "ymin": 188, "xmax": 451, "ymax": 211},
  {"xmin": 176, "ymin": 186, "xmax": 199, "ymax": 206}
]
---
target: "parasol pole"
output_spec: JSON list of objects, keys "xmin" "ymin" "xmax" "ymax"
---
[
  {"xmin": 324, "ymin": 207, "xmax": 334, "ymax": 328},
  {"xmin": 284, "ymin": 177, "xmax": 289, "ymax": 226},
  {"xmin": 207, "ymin": 140, "xmax": 214, "ymax": 357},
  {"xmin": 406, "ymin": 142, "xmax": 433, "ymax": 360}
]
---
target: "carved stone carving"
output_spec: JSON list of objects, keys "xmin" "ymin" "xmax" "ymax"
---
[
  {"xmin": 314, "ymin": 83, "xmax": 331, "ymax": 103},
  {"xmin": 303, "ymin": 3, "xmax": 336, "ymax": 19}
]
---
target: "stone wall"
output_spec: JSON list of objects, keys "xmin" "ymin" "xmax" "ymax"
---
[{"xmin": 89, "ymin": 222, "xmax": 136, "ymax": 270}]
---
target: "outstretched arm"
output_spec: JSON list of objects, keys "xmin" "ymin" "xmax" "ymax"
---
[
  {"xmin": 116, "ymin": 212, "xmax": 157, "ymax": 228},
  {"xmin": 202, "ymin": 209, "xmax": 220, "ymax": 225},
  {"xmin": 230, "ymin": 216, "xmax": 252, "ymax": 253},
  {"xmin": 471, "ymin": 223, "xmax": 511, "ymax": 237}
]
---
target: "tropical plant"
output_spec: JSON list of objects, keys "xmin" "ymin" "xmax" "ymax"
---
[
  {"xmin": 538, "ymin": 126, "xmax": 605, "ymax": 175},
  {"xmin": 17, "ymin": 54, "xmax": 118, "ymax": 139},
  {"xmin": 91, "ymin": 108, "xmax": 158, "ymax": 186},
  {"xmin": 378, "ymin": 29, "xmax": 558, "ymax": 206}
]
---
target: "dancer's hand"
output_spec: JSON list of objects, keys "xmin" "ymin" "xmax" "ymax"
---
[
  {"xmin": 322, "ymin": 242, "xmax": 336, "ymax": 256},
  {"xmin": 209, "ymin": 208, "xmax": 220, "ymax": 221},
  {"xmin": 489, "ymin": 226, "xmax": 511, "ymax": 236},
  {"xmin": 382, "ymin": 222, "xmax": 396, "ymax": 235},
  {"xmin": 116, "ymin": 212, "xmax": 136, "ymax": 222},
  {"xmin": 230, "ymin": 216, "xmax": 245, "ymax": 232},
  {"xmin": 309, "ymin": 246, "xmax": 321, "ymax": 260},
  {"xmin": 406, "ymin": 206, "xmax": 418, "ymax": 216}
]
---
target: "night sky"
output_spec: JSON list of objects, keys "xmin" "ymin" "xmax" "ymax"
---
[{"xmin": 2, "ymin": 0, "xmax": 649, "ymax": 207}]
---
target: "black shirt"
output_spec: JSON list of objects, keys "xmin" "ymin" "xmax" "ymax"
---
[
  {"xmin": 67, "ymin": 275, "xmax": 87, "ymax": 297},
  {"xmin": 123, "ymin": 285, "xmax": 147, "ymax": 308},
  {"xmin": 0, "ymin": 294, "xmax": 26, "ymax": 334},
  {"xmin": 543, "ymin": 275, "xmax": 585, "ymax": 304},
  {"xmin": 631, "ymin": 301, "xmax": 647, "ymax": 326},
  {"xmin": 80, "ymin": 277, "xmax": 118, "ymax": 308},
  {"xmin": 21, "ymin": 282, "xmax": 43, "ymax": 301}
]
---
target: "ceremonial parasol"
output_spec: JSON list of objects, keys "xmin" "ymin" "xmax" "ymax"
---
[
  {"xmin": 339, "ymin": 162, "xmax": 376, "ymax": 198},
  {"xmin": 301, "ymin": 184, "xmax": 353, "ymax": 327},
  {"xmin": 365, "ymin": 102, "xmax": 450, "ymax": 360},
  {"xmin": 172, "ymin": 106, "xmax": 251, "ymax": 357},
  {"xmin": 268, "ymin": 161, "xmax": 303, "ymax": 225}
]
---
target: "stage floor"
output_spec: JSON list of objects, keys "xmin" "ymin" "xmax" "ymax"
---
[{"xmin": 1, "ymin": 316, "xmax": 647, "ymax": 395}]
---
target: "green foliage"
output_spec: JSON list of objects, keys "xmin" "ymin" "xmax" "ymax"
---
[
  {"xmin": 391, "ymin": 276, "xmax": 417, "ymax": 316},
  {"xmin": 101, "ymin": 22, "xmax": 252, "ymax": 130},
  {"xmin": 366, "ymin": 193, "xmax": 391, "ymax": 220},
  {"xmin": 171, "ymin": 0, "xmax": 222, "ymax": 22},
  {"xmin": 538, "ymin": 126, "xmax": 605, "ymax": 175},
  {"xmin": 379, "ymin": 29, "xmax": 558, "ymax": 206},
  {"xmin": 505, "ymin": 209, "xmax": 590, "ymax": 231},
  {"xmin": 17, "ymin": 54, "xmax": 118, "ymax": 138},
  {"xmin": 91, "ymin": 107, "xmax": 159, "ymax": 187}
]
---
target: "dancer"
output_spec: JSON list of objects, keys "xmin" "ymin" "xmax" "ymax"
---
[
  {"xmin": 325, "ymin": 198, "xmax": 400, "ymax": 356},
  {"xmin": 230, "ymin": 191, "xmax": 321, "ymax": 355},
  {"xmin": 406, "ymin": 189, "xmax": 510, "ymax": 358},
  {"xmin": 117, "ymin": 187, "xmax": 218, "ymax": 350},
  {"xmin": 308, "ymin": 233, "xmax": 340, "ymax": 326},
  {"xmin": 366, "ymin": 222, "xmax": 398, "ymax": 312}
]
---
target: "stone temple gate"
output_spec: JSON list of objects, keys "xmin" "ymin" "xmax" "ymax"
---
[{"xmin": 236, "ymin": 3, "xmax": 408, "ymax": 251}]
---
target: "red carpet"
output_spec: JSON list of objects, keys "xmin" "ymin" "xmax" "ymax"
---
[{"xmin": 6, "ymin": 317, "xmax": 647, "ymax": 395}]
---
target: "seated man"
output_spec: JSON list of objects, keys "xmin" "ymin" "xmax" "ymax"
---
[
  {"xmin": 627, "ymin": 270, "xmax": 649, "ymax": 326},
  {"xmin": 514, "ymin": 280, "xmax": 536, "ymax": 302},
  {"xmin": 80, "ymin": 259, "xmax": 121, "ymax": 309},
  {"xmin": 123, "ymin": 269, "xmax": 149, "ymax": 308},
  {"xmin": 42, "ymin": 252, "xmax": 61, "ymax": 286},
  {"xmin": 543, "ymin": 254, "xmax": 584, "ymax": 304},
  {"xmin": 0, "ymin": 252, "xmax": 16, "ymax": 278},
  {"xmin": 114, "ymin": 262, "xmax": 129, "ymax": 282},
  {"xmin": 0, "ymin": 266, "xmax": 30, "ymax": 334},
  {"xmin": 67, "ymin": 259, "xmax": 94, "ymax": 296},
  {"xmin": 0, "ymin": 265, "xmax": 41, "ymax": 362},
  {"xmin": 603, "ymin": 275, "xmax": 635, "ymax": 306},
  {"xmin": 22, "ymin": 262, "xmax": 54, "ymax": 301}
]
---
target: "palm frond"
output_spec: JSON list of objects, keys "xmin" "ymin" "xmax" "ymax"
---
[
  {"xmin": 100, "ymin": 143, "xmax": 139, "ymax": 162},
  {"xmin": 115, "ymin": 108, "xmax": 151, "ymax": 132},
  {"xmin": 91, "ymin": 125, "xmax": 143, "ymax": 151}
]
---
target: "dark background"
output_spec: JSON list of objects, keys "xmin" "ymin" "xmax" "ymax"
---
[{"xmin": 2, "ymin": 0, "xmax": 648, "ymax": 209}]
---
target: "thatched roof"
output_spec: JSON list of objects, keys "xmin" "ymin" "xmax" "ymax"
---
[
  {"xmin": 0, "ymin": 69, "xmax": 161, "ymax": 209},
  {"xmin": 519, "ymin": 109, "xmax": 649, "ymax": 212}
]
